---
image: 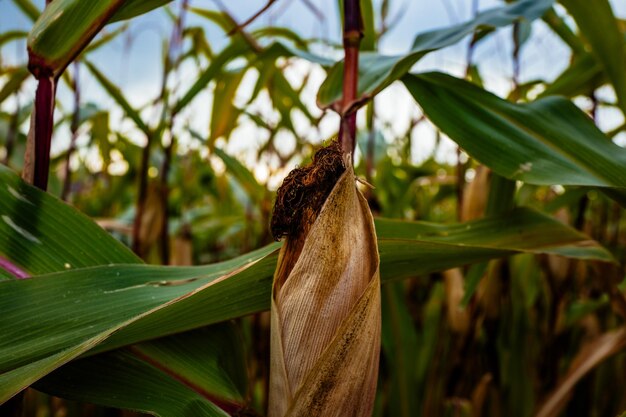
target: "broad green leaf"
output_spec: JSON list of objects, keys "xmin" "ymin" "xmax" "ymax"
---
[
  {"xmin": 28, "ymin": 1, "xmax": 126, "ymax": 75},
  {"xmin": 11, "ymin": 0, "xmax": 39, "ymax": 22},
  {"xmin": 85, "ymin": 61, "xmax": 151, "ymax": 136},
  {"xmin": 317, "ymin": 0, "xmax": 555, "ymax": 109},
  {"xmin": 28, "ymin": 0, "xmax": 172, "ymax": 75},
  {"xmin": 0, "ymin": 166, "xmax": 139, "ymax": 275},
  {"xmin": 0, "ymin": 244, "xmax": 279, "ymax": 403},
  {"xmin": 403, "ymin": 72, "xmax": 626, "ymax": 188},
  {"xmin": 36, "ymin": 324, "xmax": 247, "ymax": 417},
  {"xmin": 0, "ymin": 165, "xmax": 613, "ymax": 400},
  {"xmin": 560, "ymin": 0, "xmax": 626, "ymax": 114},
  {"xmin": 36, "ymin": 350, "xmax": 229, "ymax": 417},
  {"xmin": 376, "ymin": 206, "xmax": 614, "ymax": 281}
]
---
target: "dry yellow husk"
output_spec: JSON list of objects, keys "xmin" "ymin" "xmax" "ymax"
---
[{"xmin": 268, "ymin": 167, "xmax": 381, "ymax": 417}]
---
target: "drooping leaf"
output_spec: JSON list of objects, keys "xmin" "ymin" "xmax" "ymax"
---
[
  {"xmin": 36, "ymin": 324, "xmax": 248, "ymax": 417},
  {"xmin": 11, "ymin": 0, "xmax": 40, "ymax": 22},
  {"xmin": 560, "ymin": 0, "xmax": 626, "ymax": 114},
  {"xmin": 540, "ymin": 52, "xmax": 605, "ymax": 99},
  {"xmin": 209, "ymin": 70, "xmax": 245, "ymax": 146},
  {"xmin": 174, "ymin": 40, "xmax": 250, "ymax": 115},
  {"xmin": 403, "ymin": 72, "xmax": 626, "ymax": 188},
  {"xmin": 85, "ymin": 60, "xmax": 151, "ymax": 136},
  {"xmin": 317, "ymin": 0, "xmax": 555, "ymax": 109},
  {"xmin": 0, "ymin": 244, "xmax": 279, "ymax": 404},
  {"xmin": 109, "ymin": 0, "xmax": 173, "ymax": 23},
  {"xmin": 0, "ymin": 68, "xmax": 30, "ymax": 105},
  {"xmin": 27, "ymin": 0, "xmax": 172, "ymax": 76},
  {"xmin": 0, "ymin": 30, "xmax": 28, "ymax": 47}
]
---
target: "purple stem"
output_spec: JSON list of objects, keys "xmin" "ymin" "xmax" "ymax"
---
[
  {"xmin": 0, "ymin": 256, "xmax": 30, "ymax": 279},
  {"xmin": 33, "ymin": 76, "xmax": 56, "ymax": 191}
]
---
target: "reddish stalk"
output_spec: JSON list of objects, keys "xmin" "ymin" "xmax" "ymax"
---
[
  {"xmin": 32, "ymin": 75, "xmax": 56, "ymax": 191},
  {"xmin": 339, "ymin": 0, "xmax": 363, "ymax": 156}
]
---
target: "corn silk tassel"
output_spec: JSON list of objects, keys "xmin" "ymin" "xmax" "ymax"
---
[{"xmin": 268, "ymin": 141, "xmax": 381, "ymax": 417}]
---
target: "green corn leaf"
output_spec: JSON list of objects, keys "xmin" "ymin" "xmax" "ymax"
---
[
  {"xmin": 540, "ymin": 52, "xmax": 605, "ymax": 99},
  {"xmin": 174, "ymin": 40, "xmax": 250, "ymax": 115},
  {"xmin": 560, "ymin": 0, "xmax": 626, "ymax": 114},
  {"xmin": 0, "ymin": 167, "xmax": 139, "ymax": 275},
  {"xmin": 0, "ymin": 164, "xmax": 614, "ymax": 401},
  {"xmin": 28, "ymin": 0, "xmax": 172, "ymax": 76},
  {"xmin": 317, "ymin": 0, "xmax": 555, "ymax": 109},
  {"xmin": 85, "ymin": 61, "xmax": 151, "ymax": 136},
  {"xmin": 28, "ymin": 1, "xmax": 126, "ymax": 75},
  {"xmin": 403, "ymin": 72, "xmax": 626, "ymax": 188},
  {"xmin": 542, "ymin": 7, "xmax": 585, "ymax": 54},
  {"xmin": 35, "ymin": 324, "xmax": 247, "ymax": 417},
  {"xmin": 208, "ymin": 70, "xmax": 245, "ymax": 146},
  {"xmin": 213, "ymin": 148, "xmax": 266, "ymax": 204},
  {"xmin": 109, "ymin": 0, "xmax": 173, "ymax": 23}
]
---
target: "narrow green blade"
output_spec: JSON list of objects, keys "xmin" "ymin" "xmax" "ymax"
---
[{"xmin": 403, "ymin": 72, "xmax": 626, "ymax": 188}]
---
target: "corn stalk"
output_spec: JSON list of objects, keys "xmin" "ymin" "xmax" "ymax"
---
[{"xmin": 268, "ymin": 1, "xmax": 381, "ymax": 415}]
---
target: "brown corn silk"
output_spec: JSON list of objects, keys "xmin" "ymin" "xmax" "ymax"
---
[{"xmin": 269, "ymin": 143, "xmax": 381, "ymax": 417}]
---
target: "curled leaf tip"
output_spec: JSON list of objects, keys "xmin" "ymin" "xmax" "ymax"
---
[{"xmin": 270, "ymin": 141, "xmax": 346, "ymax": 241}]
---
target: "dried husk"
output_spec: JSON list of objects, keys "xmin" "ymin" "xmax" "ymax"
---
[{"xmin": 268, "ymin": 160, "xmax": 381, "ymax": 417}]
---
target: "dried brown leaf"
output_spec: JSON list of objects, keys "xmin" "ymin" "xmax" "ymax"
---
[{"xmin": 535, "ymin": 327, "xmax": 626, "ymax": 417}]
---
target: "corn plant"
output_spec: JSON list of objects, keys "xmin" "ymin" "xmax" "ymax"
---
[{"xmin": 1, "ymin": 0, "xmax": 626, "ymax": 416}]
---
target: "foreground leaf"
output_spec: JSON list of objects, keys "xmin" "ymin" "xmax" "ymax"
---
[
  {"xmin": 0, "ymin": 165, "xmax": 139, "ymax": 275},
  {"xmin": 36, "ymin": 324, "xmax": 248, "ymax": 417},
  {"xmin": 403, "ymin": 72, "xmax": 626, "ymax": 188},
  {"xmin": 0, "ymin": 166, "xmax": 614, "ymax": 401},
  {"xmin": 28, "ymin": 0, "xmax": 172, "ymax": 76}
]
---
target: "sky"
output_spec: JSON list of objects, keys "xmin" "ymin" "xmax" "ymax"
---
[{"xmin": 1, "ymin": 0, "xmax": 625, "ymax": 187}]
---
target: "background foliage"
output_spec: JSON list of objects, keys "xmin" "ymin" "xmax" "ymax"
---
[{"xmin": 1, "ymin": 0, "xmax": 626, "ymax": 416}]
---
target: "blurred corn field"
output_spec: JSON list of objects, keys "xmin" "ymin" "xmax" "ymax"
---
[{"xmin": 1, "ymin": 0, "xmax": 626, "ymax": 416}]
